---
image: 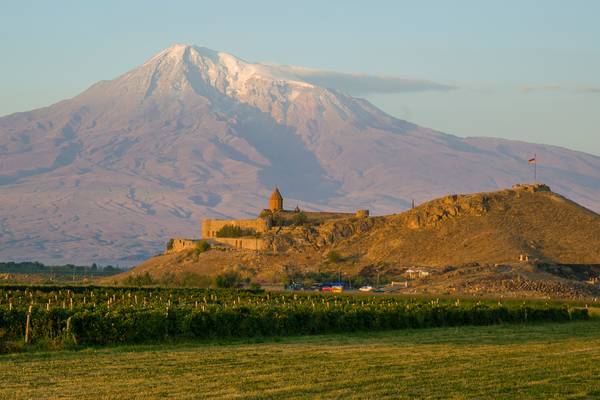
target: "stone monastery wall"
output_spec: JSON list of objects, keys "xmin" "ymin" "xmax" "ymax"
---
[
  {"xmin": 166, "ymin": 238, "xmax": 197, "ymax": 254},
  {"xmin": 211, "ymin": 237, "xmax": 266, "ymax": 251},
  {"xmin": 201, "ymin": 218, "xmax": 269, "ymax": 238}
]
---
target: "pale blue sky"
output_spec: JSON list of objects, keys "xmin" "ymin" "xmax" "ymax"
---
[{"xmin": 1, "ymin": 0, "xmax": 599, "ymax": 154}]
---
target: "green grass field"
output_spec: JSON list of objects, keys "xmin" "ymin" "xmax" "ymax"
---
[{"xmin": 2, "ymin": 320, "xmax": 600, "ymax": 399}]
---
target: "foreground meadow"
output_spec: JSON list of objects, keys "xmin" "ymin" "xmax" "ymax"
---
[{"xmin": 2, "ymin": 320, "xmax": 600, "ymax": 399}]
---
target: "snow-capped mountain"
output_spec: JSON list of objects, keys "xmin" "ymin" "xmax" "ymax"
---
[{"xmin": 1, "ymin": 44, "xmax": 599, "ymax": 264}]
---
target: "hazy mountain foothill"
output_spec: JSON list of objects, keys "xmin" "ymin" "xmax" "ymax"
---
[{"xmin": 0, "ymin": 45, "xmax": 600, "ymax": 268}]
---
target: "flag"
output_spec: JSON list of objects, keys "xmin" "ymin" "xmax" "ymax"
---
[{"xmin": 528, "ymin": 157, "xmax": 536, "ymax": 164}]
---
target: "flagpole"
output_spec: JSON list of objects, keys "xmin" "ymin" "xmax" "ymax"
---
[{"xmin": 533, "ymin": 153, "xmax": 537, "ymax": 184}]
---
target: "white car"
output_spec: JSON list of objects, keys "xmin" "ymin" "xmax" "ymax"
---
[{"xmin": 358, "ymin": 286, "xmax": 373, "ymax": 292}]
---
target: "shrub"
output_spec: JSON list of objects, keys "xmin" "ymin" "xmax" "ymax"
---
[
  {"xmin": 215, "ymin": 271, "xmax": 244, "ymax": 288},
  {"xmin": 270, "ymin": 214, "xmax": 287, "ymax": 227},
  {"xmin": 159, "ymin": 272, "xmax": 178, "ymax": 286},
  {"xmin": 292, "ymin": 211, "xmax": 308, "ymax": 226},
  {"xmin": 215, "ymin": 225, "xmax": 256, "ymax": 238},
  {"xmin": 166, "ymin": 239, "xmax": 174, "ymax": 251},
  {"xmin": 123, "ymin": 272, "xmax": 155, "ymax": 287},
  {"xmin": 195, "ymin": 240, "xmax": 211, "ymax": 254},
  {"xmin": 178, "ymin": 272, "xmax": 212, "ymax": 288},
  {"xmin": 259, "ymin": 210, "xmax": 272, "ymax": 218},
  {"xmin": 326, "ymin": 250, "xmax": 343, "ymax": 263}
]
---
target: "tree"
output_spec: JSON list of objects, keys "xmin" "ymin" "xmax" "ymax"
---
[
  {"xmin": 103, "ymin": 265, "xmax": 116, "ymax": 273},
  {"xmin": 195, "ymin": 240, "xmax": 211, "ymax": 257},
  {"xmin": 123, "ymin": 272, "xmax": 155, "ymax": 286},
  {"xmin": 259, "ymin": 209, "xmax": 272, "ymax": 218},
  {"xmin": 178, "ymin": 272, "xmax": 212, "ymax": 288},
  {"xmin": 270, "ymin": 214, "xmax": 286, "ymax": 227},
  {"xmin": 214, "ymin": 271, "xmax": 243, "ymax": 288},
  {"xmin": 196, "ymin": 240, "xmax": 211, "ymax": 252},
  {"xmin": 292, "ymin": 211, "xmax": 308, "ymax": 226},
  {"xmin": 166, "ymin": 238, "xmax": 175, "ymax": 251}
]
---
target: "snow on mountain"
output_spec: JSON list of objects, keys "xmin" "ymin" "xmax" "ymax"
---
[{"xmin": 0, "ymin": 44, "xmax": 599, "ymax": 265}]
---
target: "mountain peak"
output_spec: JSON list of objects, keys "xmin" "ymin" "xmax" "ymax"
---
[
  {"xmin": 142, "ymin": 44, "xmax": 312, "ymax": 87},
  {"xmin": 166, "ymin": 44, "xmax": 224, "ymax": 59},
  {"xmin": 144, "ymin": 43, "xmax": 221, "ymax": 66},
  {"xmin": 118, "ymin": 43, "xmax": 321, "ymax": 121}
]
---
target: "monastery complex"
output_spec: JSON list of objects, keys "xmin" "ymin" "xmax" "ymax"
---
[{"xmin": 167, "ymin": 188, "xmax": 369, "ymax": 253}]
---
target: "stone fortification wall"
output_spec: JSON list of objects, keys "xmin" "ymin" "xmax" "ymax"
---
[
  {"xmin": 165, "ymin": 236, "xmax": 265, "ymax": 253},
  {"xmin": 270, "ymin": 210, "xmax": 355, "ymax": 225},
  {"xmin": 291, "ymin": 210, "xmax": 369, "ymax": 224},
  {"xmin": 202, "ymin": 218, "xmax": 269, "ymax": 238},
  {"xmin": 303, "ymin": 211, "xmax": 355, "ymax": 219},
  {"xmin": 512, "ymin": 183, "xmax": 551, "ymax": 193},
  {"xmin": 166, "ymin": 238, "xmax": 197, "ymax": 253},
  {"xmin": 210, "ymin": 237, "xmax": 266, "ymax": 251}
]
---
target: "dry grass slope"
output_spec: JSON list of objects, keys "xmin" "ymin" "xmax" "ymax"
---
[{"xmin": 337, "ymin": 184, "xmax": 600, "ymax": 266}]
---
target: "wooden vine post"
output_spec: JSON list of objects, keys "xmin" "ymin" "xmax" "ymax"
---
[{"xmin": 25, "ymin": 304, "xmax": 32, "ymax": 344}]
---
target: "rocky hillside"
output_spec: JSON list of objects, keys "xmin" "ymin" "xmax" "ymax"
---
[
  {"xmin": 311, "ymin": 184, "xmax": 600, "ymax": 266},
  {"xmin": 1, "ymin": 44, "xmax": 599, "ymax": 264},
  {"xmin": 111, "ymin": 185, "xmax": 600, "ymax": 298}
]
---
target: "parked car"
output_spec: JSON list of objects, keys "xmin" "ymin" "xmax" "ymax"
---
[
  {"xmin": 331, "ymin": 285, "xmax": 343, "ymax": 293},
  {"xmin": 358, "ymin": 286, "xmax": 373, "ymax": 292},
  {"xmin": 285, "ymin": 282, "xmax": 304, "ymax": 291}
]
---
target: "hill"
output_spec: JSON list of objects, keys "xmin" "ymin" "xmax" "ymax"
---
[
  {"xmin": 111, "ymin": 185, "xmax": 600, "ymax": 298},
  {"xmin": 1, "ymin": 44, "xmax": 599, "ymax": 264},
  {"xmin": 321, "ymin": 183, "xmax": 600, "ymax": 266}
]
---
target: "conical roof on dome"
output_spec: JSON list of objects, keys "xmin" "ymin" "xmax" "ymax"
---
[{"xmin": 270, "ymin": 187, "xmax": 283, "ymax": 201}]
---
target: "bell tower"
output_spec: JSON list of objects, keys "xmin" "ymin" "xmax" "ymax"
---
[{"xmin": 269, "ymin": 187, "xmax": 283, "ymax": 212}]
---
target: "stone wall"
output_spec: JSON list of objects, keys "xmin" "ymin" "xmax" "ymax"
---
[
  {"xmin": 303, "ymin": 211, "xmax": 355, "ymax": 220},
  {"xmin": 165, "ymin": 236, "xmax": 265, "ymax": 253},
  {"xmin": 271, "ymin": 210, "xmax": 358, "ymax": 226},
  {"xmin": 512, "ymin": 183, "xmax": 551, "ymax": 193},
  {"xmin": 202, "ymin": 218, "xmax": 269, "ymax": 238},
  {"xmin": 210, "ymin": 237, "xmax": 266, "ymax": 251},
  {"xmin": 166, "ymin": 238, "xmax": 197, "ymax": 253}
]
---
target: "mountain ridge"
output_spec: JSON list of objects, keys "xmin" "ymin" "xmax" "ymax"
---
[{"xmin": 0, "ymin": 44, "xmax": 599, "ymax": 264}]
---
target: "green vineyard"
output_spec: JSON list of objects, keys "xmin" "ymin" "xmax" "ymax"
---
[{"xmin": 0, "ymin": 286, "xmax": 589, "ymax": 350}]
